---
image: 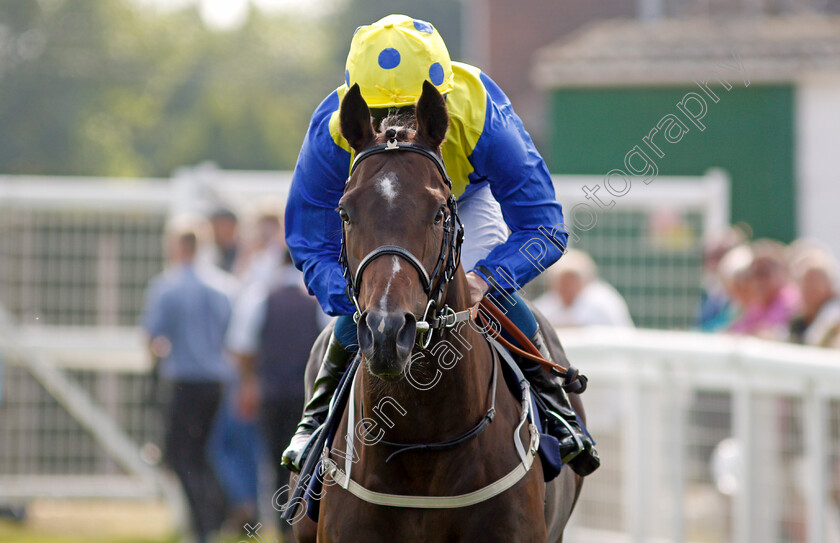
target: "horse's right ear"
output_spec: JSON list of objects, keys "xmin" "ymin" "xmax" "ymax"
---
[
  {"xmin": 415, "ymin": 80, "xmax": 449, "ymax": 150},
  {"xmin": 340, "ymin": 84, "xmax": 374, "ymax": 153}
]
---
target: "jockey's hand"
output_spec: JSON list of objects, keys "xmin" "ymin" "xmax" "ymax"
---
[{"xmin": 465, "ymin": 271, "xmax": 490, "ymax": 306}]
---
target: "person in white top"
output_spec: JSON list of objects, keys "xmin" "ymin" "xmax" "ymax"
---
[
  {"xmin": 534, "ymin": 249, "xmax": 634, "ymax": 328},
  {"xmin": 789, "ymin": 249, "xmax": 840, "ymax": 348},
  {"xmin": 233, "ymin": 201, "xmax": 286, "ymax": 287}
]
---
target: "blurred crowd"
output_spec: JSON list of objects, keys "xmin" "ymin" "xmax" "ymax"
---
[
  {"xmin": 141, "ymin": 202, "xmax": 326, "ymax": 542},
  {"xmin": 529, "ymin": 230, "xmax": 840, "ymax": 352},
  {"xmin": 697, "ymin": 227, "xmax": 840, "ymax": 349}
]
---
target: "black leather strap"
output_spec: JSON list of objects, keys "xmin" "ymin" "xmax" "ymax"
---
[
  {"xmin": 376, "ymin": 346, "xmax": 498, "ymax": 463},
  {"xmin": 350, "ymin": 141, "xmax": 452, "ymax": 189},
  {"xmin": 353, "ymin": 245, "xmax": 432, "ymax": 295}
]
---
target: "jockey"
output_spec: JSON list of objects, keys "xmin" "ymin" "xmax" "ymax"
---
[{"xmin": 283, "ymin": 14, "xmax": 599, "ymax": 477}]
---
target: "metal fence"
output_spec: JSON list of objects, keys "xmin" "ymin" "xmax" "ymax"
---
[
  {"xmin": 562, "ymin": 328, "xmax": 840, "ymax": 543},
  {"xmin": 0, "ymin": 167, "xmax": 728, "ymax": 330},
  {"xmin": 0, "ymin": 169, "xmax": 729, "ymax": 518},
  {"xmin": 549, "ymin": 170, "xmax": 729, "ymax": 329}
]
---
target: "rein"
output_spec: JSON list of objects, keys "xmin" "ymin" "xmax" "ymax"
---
[
  {"xmin": 338, "ymin": 132, "xmax": 466, "ymax": 348},
  {"xmin": 477, "ymin": 299, "xmax": 588, "ymax": 394}
]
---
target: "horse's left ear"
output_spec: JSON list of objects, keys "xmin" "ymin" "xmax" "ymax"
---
[
  {"xmin": 340, "ymin": 83, "xmax": 375, "ymax": 153},
  {"xmin": 416, "ymin": 80, "xmax": 449, "ymax": 150}
]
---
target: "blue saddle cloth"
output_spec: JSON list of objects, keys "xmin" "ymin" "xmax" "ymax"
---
[{"xmin": 302, "ymin": 342, "xmax": 590, "ymax": 521}]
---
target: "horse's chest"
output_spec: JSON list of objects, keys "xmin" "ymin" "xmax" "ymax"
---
[{"xmin": 318, "ymin": 471, "xmax": 548, "ymax": 543}]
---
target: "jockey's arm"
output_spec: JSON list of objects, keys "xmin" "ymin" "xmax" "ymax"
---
[
  {"xmin": 285, "ymin": 91, "xmax": 356, "ymax": 317},
  {"xmin": 466, "ymin": 73, "xmax": 567, "ymax": 292}
]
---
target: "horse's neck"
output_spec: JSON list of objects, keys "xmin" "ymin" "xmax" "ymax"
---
[{"xmin": 359, "ymin": 270, "xmax": 491, "ymax": 443}]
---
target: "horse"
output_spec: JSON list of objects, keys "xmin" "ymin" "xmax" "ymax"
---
[{"xmin": 288, "ymin": 81, "xmax": 583, "ymax": 542}]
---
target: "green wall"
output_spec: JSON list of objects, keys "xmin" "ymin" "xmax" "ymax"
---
[{"xmin": 547, "ymin": 85, "xmax": 795, "ymax": 242}]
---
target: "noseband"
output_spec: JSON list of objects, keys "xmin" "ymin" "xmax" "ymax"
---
[{"xmin": 338, "ymin": 134, "xmax": 466, "ymax": 348}]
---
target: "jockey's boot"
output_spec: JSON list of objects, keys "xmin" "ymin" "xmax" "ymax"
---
[
  {"xmin": 523, "ymin": 329, "xmax": 600, "ymax": 477},
  {"xmin": 281, "ymin": 335, "xmax": 353, "ymax": 472}
]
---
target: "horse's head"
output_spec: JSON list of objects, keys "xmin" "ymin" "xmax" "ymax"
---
[{"xmin": 339, "ymin": 81, "xmax": 459, "ymax": 381}]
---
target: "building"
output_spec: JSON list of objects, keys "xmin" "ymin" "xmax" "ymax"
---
[{"xmin": 532, "ymin": 15, "xmax": 840, "ymax": 254}]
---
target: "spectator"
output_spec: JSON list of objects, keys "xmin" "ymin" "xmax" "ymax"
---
[
  {"xmin": 534, "ymin": 249, "xmax": 634, "ymax": 328},
  {"xmin": 226, "ymin": 253, "xmax": 324, "ymax": 534},
  {"xmin": 141, "ymin": 215, "xmax": 237, "ymax": 543},
  {"xmin": 207, "ymin": 205, "xmax": 262, "ymax": 535},
  {"xmin": 696, "ymin": 227, "xmax": 748, "ymax": 332},
  {"xmin": 208, "ymin": 387, "xmax": 261, "ymax": 535},
  {"xmin": 789, "ymin": 249, "xmax": 840, "ymax": 348},
  {"xmin": 234, "ymin": 201, "xmax": 285, "ymax": 286},
  {"xmin": 729, "ymin": 240, "xmax": 800, "ymax": 340},
  {"xmin": 209, "ymin": 207, "xmax": 240, "ymax": 273},
  {"xmin": 705, "ymin": 244, "xmax": 754, "ymax": 332}
]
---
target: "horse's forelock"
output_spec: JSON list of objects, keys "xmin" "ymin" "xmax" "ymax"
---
[{"xmin": 376, "ymin": 110, "xmax": 416, "ymax": 143}]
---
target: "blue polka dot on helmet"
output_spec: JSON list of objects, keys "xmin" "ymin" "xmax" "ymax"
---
[
  {"xmin": 413, "ymin": 19, "xmax": 433, "ymax": 33},
  {"xmin": 429, "ymin": 62, "xmax": 444, "ymax": 86},
  {"xmin": 345, "ymin": 14, "xmax": 454, "ymax": 108},
  {"xmin": 378, "ymin": 48, "xmax": 401, "ymax": 70}
]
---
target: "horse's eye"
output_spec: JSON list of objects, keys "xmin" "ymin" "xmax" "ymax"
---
[
  {"xmin": 339, "ymin": 208, "xmax": 350, "ymax": 225},
  {"xmin": 434, "ymin": 208, "xmax": 445, "ymax": 225}
]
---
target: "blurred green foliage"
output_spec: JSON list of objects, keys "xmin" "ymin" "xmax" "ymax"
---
[{"xmin": 0, "ymin": 0, "xmax": 460, "ymax": 177}]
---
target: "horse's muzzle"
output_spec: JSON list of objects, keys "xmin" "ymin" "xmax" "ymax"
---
[{"xmin": 357, "ymin": 310, "xmax": 417, "ymax": 380}]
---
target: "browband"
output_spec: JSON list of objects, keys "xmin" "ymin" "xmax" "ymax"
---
[{"xmin": 349, "ymin": 141, "xmax": 452, "ymax": 189}]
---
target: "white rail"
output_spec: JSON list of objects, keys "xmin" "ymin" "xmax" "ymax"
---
[
  {"xmin": 562, "ymin": 327, "xmax": 840, "ymax": 543},
  {"xmin": 5, "ymin": 324, "xmax": 838, "ymax": 542}
]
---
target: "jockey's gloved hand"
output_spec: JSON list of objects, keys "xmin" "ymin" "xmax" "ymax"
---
[{"xmin": 465, "ymin": 271, "xmax": 490, "ymax": 306}]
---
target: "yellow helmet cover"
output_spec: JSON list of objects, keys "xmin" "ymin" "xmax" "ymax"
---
[{"xmin": 345, "ymin": 14, "xmax": 455, "ymax": 108}]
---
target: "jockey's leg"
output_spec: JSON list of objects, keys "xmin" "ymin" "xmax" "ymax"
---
[
  {"xmin": 457, "ymin": 185, "xmax": 599, "ymax": 476},
  {"xmin": 281, "ymin": 315, "xmax": 358, "ymax": 472},
  {"xmin": 488, "ymin": 290, "xmax": 600, "ymax": 476}
]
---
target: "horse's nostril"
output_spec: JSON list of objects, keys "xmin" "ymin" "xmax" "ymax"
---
[
  {"xmin": 395, "ymin": 312, "xmax": 417, "ymax": 359},
  {"xmin": 357, "ymin": 311, "xmax": 374, "ymax": 354}
]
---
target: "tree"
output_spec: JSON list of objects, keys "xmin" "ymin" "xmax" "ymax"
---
[{"xmin": 0, "ymin": 0, "xmax": 341, "ymax": 176}]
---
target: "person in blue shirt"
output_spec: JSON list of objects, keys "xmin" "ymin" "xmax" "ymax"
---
[
  {"xmin": 142, "ymin": 216, "xmax": 237, "ymax": 543},
  {"xmin": 283, "ymin": 14, "xmax": 598, "ymax": 476}
]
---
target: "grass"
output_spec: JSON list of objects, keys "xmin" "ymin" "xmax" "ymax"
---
[
  {"xmin": 0, "ymin": 500, "xmax": 292, "ymax": 543},
  {"xmin": 0, "ymin": 500, "xmax": 176, "ymax": 543},
  {"xmin": 0, "ymin": 523, "xmax": 178, "ymax": 543}
]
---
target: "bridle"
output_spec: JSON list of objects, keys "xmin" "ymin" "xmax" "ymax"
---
[{"xmin": 338, "ymin": 131, "xmax": 469, "ymax": 348}]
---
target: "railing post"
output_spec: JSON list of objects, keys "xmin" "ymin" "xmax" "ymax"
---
[
  {"xmin": 732, "ymin": 385, "xmax": 753, "ymax": 543},
  {"xmin": 668, "ymin": 370, "xmax": 686, "ymax": 543},
  {"xmin": 805, "ymin": 385, "xmax": 827, "ymax": 543},
  {"xmin": 623, "ymin": 368, "xmax": 648, "ymax": 543}
]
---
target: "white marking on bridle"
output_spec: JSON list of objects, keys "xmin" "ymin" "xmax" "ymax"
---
[
  {"xmin": 380, "ymin": 257, "xmax": 401, "ymax": 312},
  {"xmin": 376, "ymin": 172, "xmax": 398, "ymax": 204}
]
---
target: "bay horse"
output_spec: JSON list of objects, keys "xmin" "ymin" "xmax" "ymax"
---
[{"xmin": 290, "ymin": 81, "xmax": 583, "ymax": 542}]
